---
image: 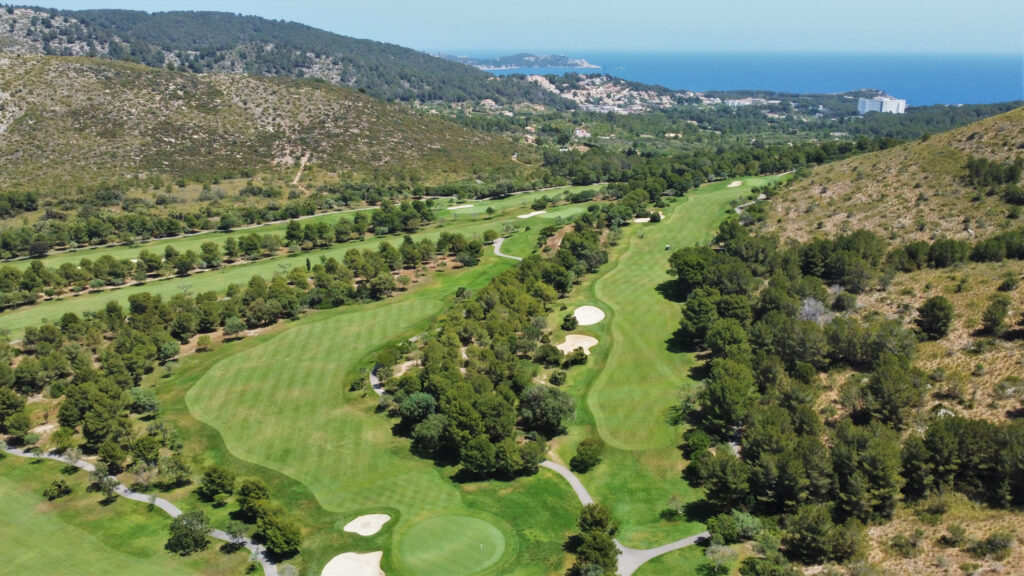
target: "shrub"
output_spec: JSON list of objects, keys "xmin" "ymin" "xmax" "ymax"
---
[
  {"xmin": 570, "ymin": 437, "xmax": 605, "ymax": 473},
  {"xmin": 561, "ymin": 313, "xmax": 579, "ymax": 331},
  {"xmin": 965, "ymin": 531, "xmax": 1014, "ymax": 561},
  {"xmin": 43, "ymin": 479, "xmax": 72, "ymax": 500},
  {"xmin": 916, "ymin": 296, "xmax": 954, "ymax": 340},
  {"xmin": 549, "ymin": 370, "xmax": 567, "ymax": 386}
]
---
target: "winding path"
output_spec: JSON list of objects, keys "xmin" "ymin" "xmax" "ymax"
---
[
  {"xmin": 2, "ymin": 447, "xmax": 278, "ymax": 576},
  {"xmin": 540, "ymin": 461, "xmax": 708, "ymax": 576},
  {"xmin": 492, "ymin": 237, "xmax": 523, "ymax": 261}
]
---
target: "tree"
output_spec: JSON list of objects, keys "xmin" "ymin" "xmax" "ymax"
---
[
  {"xmin": 224, "ymin": 316, "xmax": 246, "ymax": 338},
  {"xmin": 166, "ymin": 509, "xmax": 210, "ymax": 555},
  {"xmin": 236, "ymin": 478, "xmax": 270, "ymax": 522},
  {"xmin": 519, "ymin": 385, "xmax": 575, "ymax": 436},
  {"xmin": 916, "ymin": 296, "xmax": 954, "ymax": 340},
  {"xmin": 571, "ymin": 504, "xmax": 620, "ymax": 575},
  {"xmin": 570, "ymin": 437, "xmax": 605, "ymax": 473},
  {"xmin": 981, "ymin": 294, "xmax": 1011, "ymax": 335},
  {"xmin": 254, "ymin": 502, "xmax": 302, "ymax": 557},
  {"xmin": 198, "ymin": 465, "xmax": 236, "ymax": 501},
  {"xmin": 706, "ymin": 544, "xmax": 738, "ymax": 575},
  {"xmin": 460, "ymin": 434, "xmax": 496, "ymax": 476}
]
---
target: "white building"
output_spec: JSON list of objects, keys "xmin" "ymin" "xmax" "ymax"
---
[{"xmin": 858, "ymin": 96, "xmax": 906, "ymax": 114}]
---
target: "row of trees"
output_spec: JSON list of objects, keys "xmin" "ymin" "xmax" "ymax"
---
[
  {"xmin": 0, "ymin": 206, "xmax": 463, "ymax": 310},
  {"xmin": 675, "ymin": 220, "xmax": 1024, "ymax": 569}
]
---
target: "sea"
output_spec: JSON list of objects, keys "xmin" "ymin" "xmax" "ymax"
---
[{"xmin": 480, "ymin": 52, "xmax": 1024, "ymax": 106}]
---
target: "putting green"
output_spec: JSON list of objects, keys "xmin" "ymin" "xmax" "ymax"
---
[{"xmin": 395, "ymin": 515, "xmax": 506, "ymax": 576}]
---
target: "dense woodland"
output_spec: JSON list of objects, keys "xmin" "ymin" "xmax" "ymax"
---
[
  {"xmin": 4, "ymin": 7, "xmax": 570, "ymax": 106},
  {"xmin": 672, "ymin": 217, "xmax": 1024, "ymax": 572}
]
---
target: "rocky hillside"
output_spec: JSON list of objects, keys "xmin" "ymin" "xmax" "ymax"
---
[
  {"xmin": 0, "ymin": 54, "xmax": 524, "ymax": 193},
  {"xmin": 760, "ymin": 106, "xmax": 1024, "ymax": 242},
  {"xmin": 0, "ymin": 6, "xmax": 571, "ymax": 108}
]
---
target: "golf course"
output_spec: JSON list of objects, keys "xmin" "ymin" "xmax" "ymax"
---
[
  {"xmin": 0, "ymin": 177, "xmax": 777, "ymax": 575},
  {"xmin": 175, "ymin": 177, "xmax": 779, "ymax": 574}
]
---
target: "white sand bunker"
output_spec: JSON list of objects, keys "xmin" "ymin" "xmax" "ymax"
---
[
  {"xmin": 447, "ymin": 204, "xmax": 474, "ymax": 210},
  {"xmin": 343, "ymin": 514, "xmax": 391, "ymax": 536},
  {"xmin": 557, "ymin": 335, "xmax": 599, "ymax": 355},
  {"xmin": 573, "ymin": 305, "xmax": 605, "ymax": 326},
  {"xmin": 633, "ymin": 211, "xmax": 664, "ymax": 223},
  {"xmin": 727, "ymin": 180, "xmax": 743, "ymax": 188},
  {"xmin": 518, "ymin": 210, "xmax": 547, "ymax": 219},
  {"xmin": 322, "ymin": 551, "xmax": 384, "ymax": 576}
]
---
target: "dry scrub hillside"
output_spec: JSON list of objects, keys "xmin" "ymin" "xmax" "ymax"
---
[
  {"xmin": 761, "ymin": 107, "xmax": 1024, "ymax": 243},
  {"xmin": 0, "ymin": 55, "xmax": 523, "ymax": 194}
]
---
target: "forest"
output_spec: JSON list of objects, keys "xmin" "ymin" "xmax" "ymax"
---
[{"xmin": 671, "ymin": 218, "xmax": 1024, "ymax": 573}]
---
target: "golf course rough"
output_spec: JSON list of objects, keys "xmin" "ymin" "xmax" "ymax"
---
[{"xmin": 395, "ymin": 515, "xmax": 506, "ymax": 576}]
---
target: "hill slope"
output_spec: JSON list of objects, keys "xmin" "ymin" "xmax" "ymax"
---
[
  {"xmin": 760, "ymin": 106, "xmax": 1024, "ymax": 242},
  {"xmin": 0, "ymin": 54, "xmax": 523, "ymax": 193},
  {"xmin": 0, "ymin": 6, "xmax": 570, "ymax": 107}
]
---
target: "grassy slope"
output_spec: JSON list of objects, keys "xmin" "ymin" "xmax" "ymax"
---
[
  {"xmin": 0, "ymin": 457, "xmax": 247, "ymax": 576},
  {"xmin": 761, "ymin": 106, "xmax": 1024, "ymax": 243},
  {"xmin": 0, "ymin": 55, "xmax": 522, "ymax": 192},
  {"xmin": 0, "ymin": 186, "xmax": 603, "ymax": 338},
  {"xmin": 551, "ymin": 178, "xmax": 783, "ymax": 557}
]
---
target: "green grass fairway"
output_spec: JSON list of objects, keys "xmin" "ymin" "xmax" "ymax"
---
[
  {"xmin": 0, "ymin": 457, "xmax": 245, "ymax": 576},
  {"xmin": 395, "ymin": 515, "xmax": 506, "ymax": 576},
  {"xmin": 171, "ymin": 253, "xmax": 579, "ymax": 574},
  {"xmin": 588, "ymin": 179, "xmax": 775, "ymax": 451},
  {"xmin": 185, "ymin": 258, "xmax": 512, "ymax": 517},
  {"xmin": 553, "ymin": 177, "xmax": 785, "ymax": 548}
]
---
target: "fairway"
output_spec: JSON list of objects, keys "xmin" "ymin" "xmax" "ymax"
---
[
  {"xmin": 554, "ymin": 177, "xmax": 785, "ymax": 548},
  {"xmin": 185, "ymin": 258, "xmax": 513, "ymax": 517},
  {"xmin": 395, "ymin": 515, "xmax": 506, "ymax": 576},
  {"xmin": 0, "ymin": 458, "xmax": 245, "ymax": 576},
  {"xmin": 590, "ymin": 177, "xmax": 781, "ymax": 450},
  {"xmin": 176, "ymin": 253, "xmax": 579, "ymax": 575}
]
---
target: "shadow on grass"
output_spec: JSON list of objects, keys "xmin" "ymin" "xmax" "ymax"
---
[
  {"xmin": 655, "ymin": 279, "xmax": 687, "ymax": 304},
  {"xmin": 683, "ymin": 498, "xmax": 717, "ymax": 524}
]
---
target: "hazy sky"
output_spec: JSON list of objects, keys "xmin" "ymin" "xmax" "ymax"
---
[{"xmin": 38, "ymin": 0, "xmax": 1024, "ymax": 54}]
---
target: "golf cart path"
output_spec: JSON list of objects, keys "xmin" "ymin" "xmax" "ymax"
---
[
  {"xmin": 492, "ymin": 237, "xmax": 523, "ymax": 261},
  {"xmin": 2, "ymin": 447, "xmax": 278, "ymax": 576},
  {"xmin": 540, "ymin": 460, "xmax": 708, "ymax": 576}
]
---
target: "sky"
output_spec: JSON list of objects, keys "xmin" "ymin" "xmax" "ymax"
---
[{"xmin": 36, "ymin": 0, "xmax": 1024, "ymax": 55}]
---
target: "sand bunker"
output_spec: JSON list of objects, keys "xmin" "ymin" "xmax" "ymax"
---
[
  {"xmin": 447, "ymin": 204, "xmax": 474, "ymax": 210},
  {"xmin": 557, "ymin": 335, "xmax": 599, "ymax": 355},
  {"xmin": 518, "ymin": 210, "xmax": 548, "ymax": 219},
  {"xmin": 343, "ymin": 514, "xmax": 391, "ymax": 536},
  {"xmin": 573, "ymin": 306, "xmax": 605, "ymax": 326},
  {"xmin": 727, "ymin": 180, "xmax": 743, "ymax": 188},
  {"xmin": 633, "ymin": 211, "xmax": 664, "ymax": 223},
  {"xmin": 321, "ymin": 551, "xmax": 384, "ymax": 576}
]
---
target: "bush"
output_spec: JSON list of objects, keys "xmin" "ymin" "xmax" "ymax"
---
[
  {"xmin": 966, "ymin": 531, "xmax": 1014, "ymax": 560},
  {"xmin": 43, "ymin": 479, "xmax": 72, "ymax": 500},
  {"xmin": 561, "ymin": 313, "xmax": 579, "ymax": 331},
  {"xmin": 832, "ymin": 291, "xmax": 858, "ymax": 312},
  {"xmin": 569, "ymin": 437, "xmax": 605, "ymax": 473},
  {"xmin": 549, "ymin": 370, "xmax": 567, "ymax": 386},
  {"xmin": 916, "ymin": 296, "xmax": 954, "ymax": 340}
]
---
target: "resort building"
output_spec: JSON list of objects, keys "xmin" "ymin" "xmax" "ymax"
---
[{"xmin": 858, "ymin": 96, "xmax": 906, "ymax": 114}]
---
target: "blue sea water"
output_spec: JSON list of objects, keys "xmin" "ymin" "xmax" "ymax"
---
[{"xmin": 484, "ymin": 52, "xmax": 1024, "ymax": 106}]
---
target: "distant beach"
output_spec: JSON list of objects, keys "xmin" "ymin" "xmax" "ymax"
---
[{"xmin": 482, "ymin": 52, "xmax": 1023, "ymax": 106}]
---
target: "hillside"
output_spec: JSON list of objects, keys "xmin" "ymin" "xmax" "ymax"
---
[
  {"xmin": 0, "ymin": 6, "xmax": 571, "ymax": 108},
  {"xmin": 0, "ymin": 54, "xmax": 525, "ymax": 193},
  {"xmin": 760, "ymin": 106, "xmax": 1024, "ymax": 242}
]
